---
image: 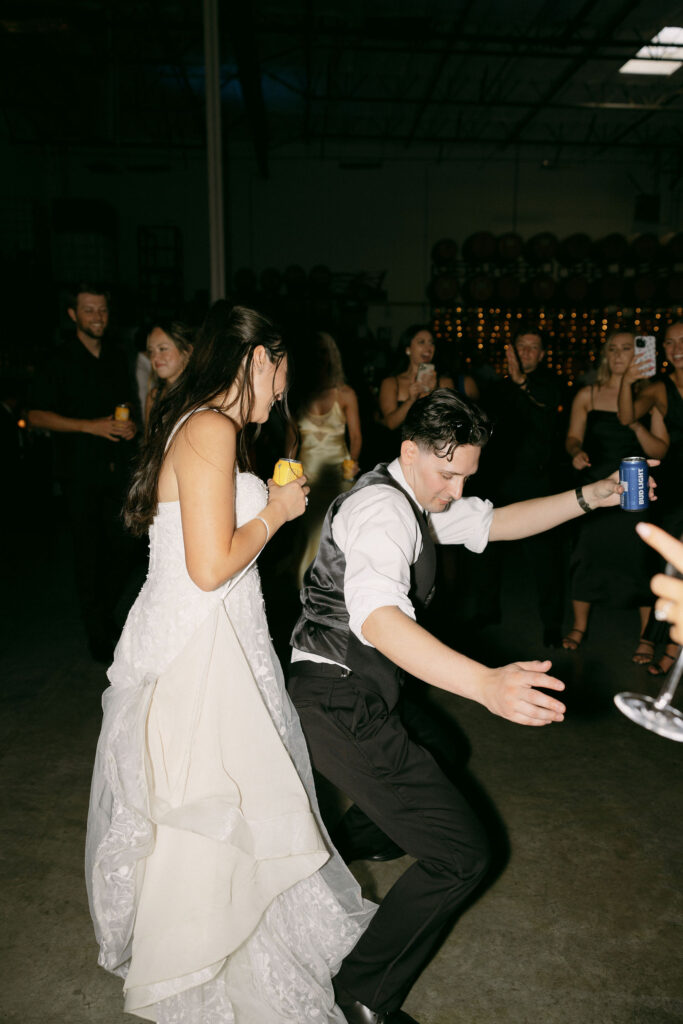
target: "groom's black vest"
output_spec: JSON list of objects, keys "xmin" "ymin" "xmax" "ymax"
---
[{"xmin": 290, "ymin": 463, "xmax": 436, "ymax": 708}]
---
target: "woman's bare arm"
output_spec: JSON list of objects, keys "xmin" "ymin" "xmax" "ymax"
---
[
  {"xmin": 617, "ymin": 358, "xmax": 661, "ymax": 424},
  {"xmin": 631, "ymin": 406, "xmax": 669, "ymax": 460},
  {"xmin": 172, "ymin": 411, "xmax": 307, "ymax": 591},
  {"xmin": 379, "ymin": 376, "xmax": 420, "ymax": 430},
  {"xmin": 340, "ymin": 385, "xmax": 362, "ymax": 462},
  {"xmin": 565, "ymin": 386, "xmax": 591, "ymax": 469},
  {"xmin": 464, "ymin": 374, "xmax": 480, "ymax": 400}
]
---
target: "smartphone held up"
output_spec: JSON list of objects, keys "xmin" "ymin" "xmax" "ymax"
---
[
  {"xmin": 633, "ymin": 335, "xmax": 657, "ymax": 377},
  {"xmin": 416, "ymin": 362, "xmax": 435, "ymax": 389}
]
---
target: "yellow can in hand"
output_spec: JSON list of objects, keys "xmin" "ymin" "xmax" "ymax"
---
[
  {"xmin": 273, "ymin": 458, "xmax": 303, "ymax": 485},
  {"xmin": 342, "ymin": 458, "xmax": 356, "ymax": 482},
  {"xmin": 114, "ymin": 403, "xmax": 130, "ymax": 421}
]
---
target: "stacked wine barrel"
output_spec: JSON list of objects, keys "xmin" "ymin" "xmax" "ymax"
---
[{"xmin": 429, "ymin": 232, "xmax": 683, "ymax": 311}]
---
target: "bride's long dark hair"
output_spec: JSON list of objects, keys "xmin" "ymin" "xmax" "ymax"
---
[{"xmin": 124, "ymin": 302, "xmax": 288, "ymax": 536}]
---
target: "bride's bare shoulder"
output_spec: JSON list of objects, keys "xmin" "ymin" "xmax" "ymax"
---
[{"xmin": 173, "ymin": 409, "xmax": 237, "ymax": 462}]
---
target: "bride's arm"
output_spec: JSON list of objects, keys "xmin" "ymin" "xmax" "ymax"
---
[{"xmin": 172, "ymin": 410, "xmax": 307, "ymax": 591}]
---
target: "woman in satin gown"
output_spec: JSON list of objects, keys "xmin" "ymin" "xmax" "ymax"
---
[
  {"xmin": 289, "ymin": 332, "xmax": 362, "ymax": 586},
  {"xmin": 85, "ymin": 303, "xmax": 374, "ymax": 1023}
]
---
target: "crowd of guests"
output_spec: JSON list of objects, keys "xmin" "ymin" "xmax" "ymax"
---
[{"xmin": 19, "ymin": 282, "xmax": 683, "ymax": 680}]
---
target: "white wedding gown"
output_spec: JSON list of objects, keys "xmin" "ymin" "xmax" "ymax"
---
[{"xmin": 85, "ymin": 441, "xmax": 375, "ymax": 1022}]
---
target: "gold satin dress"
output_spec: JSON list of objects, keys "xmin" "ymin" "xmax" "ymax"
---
[{"xmin": 296, "ymin": 401, "xmax": 353, "ymax": 586}]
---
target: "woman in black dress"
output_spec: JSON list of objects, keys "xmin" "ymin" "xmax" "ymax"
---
[
  {"xmin": 617, "ymin": 319, "xmax": 683, "ymax": 675},
  {"xmin": 563, "ymin": 329, "xmax": 668, "ymax": 660},
  {"xmin": 378, "ymin": 324, "xmax": 472, "ymax": 433}
]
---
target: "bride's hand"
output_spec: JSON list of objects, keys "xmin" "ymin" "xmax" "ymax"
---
[{"xmin": 267, "ymin": 475, "xmax": 310, "ymax": 522}]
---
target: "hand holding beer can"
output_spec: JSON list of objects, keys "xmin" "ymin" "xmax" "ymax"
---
[
  {"xmin": 272, "ymin": 458, "xmax": 303, "ymax": 486},
  {"xmin": 619, "ymin": 457, "xmax": 649, "ymax": 510}
]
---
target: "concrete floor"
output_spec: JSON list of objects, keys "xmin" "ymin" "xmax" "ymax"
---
[{"xmin": 1, "ymin": 522, "xmax": 682, "ymax": 1024}]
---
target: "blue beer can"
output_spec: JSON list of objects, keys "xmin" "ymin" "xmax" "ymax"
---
[{"xmin": 619, "ymin": 457, "xmax": 649, "ymax": 510}]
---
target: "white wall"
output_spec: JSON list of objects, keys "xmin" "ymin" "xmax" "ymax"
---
[
  {"xmin": 228, "ymin": 150, "xmax": 679, "ymax": 304},
  {"xmin": 3, "ymin": 138, "xmax": 680, "ymax": 310}
]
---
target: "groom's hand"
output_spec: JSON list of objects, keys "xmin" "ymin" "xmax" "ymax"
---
[
  {"xmin": 480, "ymin": 660, "xmax": 565, "ymax": 726},
  {"xmin": 585, "ymin": 460, "xmax": 659, "ymax": 509}
]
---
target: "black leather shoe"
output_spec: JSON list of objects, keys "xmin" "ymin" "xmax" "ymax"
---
[
  {"xmin": 334, "ymin": 985, "xmax": 420, "ymax": 1023},
  {"xmin": 341, "ymin": 840, "xmax": 406, "ymax": 863}
]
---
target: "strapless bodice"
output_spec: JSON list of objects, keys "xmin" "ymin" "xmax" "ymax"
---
[{"xmin": 109, "ymin": 471, "xmax": 269, "ymax": 687}]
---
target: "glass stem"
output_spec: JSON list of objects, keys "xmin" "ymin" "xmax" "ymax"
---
[{"xmin": 654, "ymin": 651, "xmax": 683, "ymax": 709}]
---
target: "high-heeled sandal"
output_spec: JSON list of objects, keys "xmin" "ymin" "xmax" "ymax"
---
[
  {"xmin": 647, "ymin": 644, "xmax": 680, "ymax": 677},
  {"xmin": 632, "ymin": 637, "xmax": 655, "ymax": 665},
  {"xmin": 561, "ymin": 627, "xmax": 585, "ymax": 651}
]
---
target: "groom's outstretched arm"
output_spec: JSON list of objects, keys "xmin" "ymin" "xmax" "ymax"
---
[
  {"xmin": 488, "ymin": 463, "xmax": 658, "ymax": 542},
  {"xmin": 362, "ymin": 606, "xmax": 565, "ymax": 727}
]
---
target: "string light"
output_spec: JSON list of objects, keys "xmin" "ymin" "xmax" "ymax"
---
[{"xmin": 430, "ymin": 302, "xmax": 666, "ymax": 382}]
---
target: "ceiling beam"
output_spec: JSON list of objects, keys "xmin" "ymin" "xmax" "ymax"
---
[
  {"xmin": 305, "ymin": 131, "xmax": 682, "ymax": 152},
  {"xmin": 594, "ymin": 88, "xmax": 683, "ymax": 155},
  {"xmin": 260, "ymin": 79, "xmax": 681, "ymax": 114},
  {"xmin": 405, "ymin": 0, "xmax": 476, "ymax": 147},
  {"xmin": 498, "ymin": 0, "xmax": 644, "ymax": 151}
]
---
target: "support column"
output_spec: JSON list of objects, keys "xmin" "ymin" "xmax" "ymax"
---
[{"xmin": 203, "ymin": 0, "xmax": 226, "ymax": 302}]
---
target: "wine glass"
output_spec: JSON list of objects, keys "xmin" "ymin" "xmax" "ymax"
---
[
  {"xmin": 615, "ymin": 557, "xmax": 683, "ymax": 742},
  {"xmin": 614, "ymin": 655, "xmax": 683, "ymax": 742}
]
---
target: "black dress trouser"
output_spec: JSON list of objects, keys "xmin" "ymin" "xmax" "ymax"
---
[{"xmin": 288, "ymin": 665, "xmax": 491, "ymax": 1016}]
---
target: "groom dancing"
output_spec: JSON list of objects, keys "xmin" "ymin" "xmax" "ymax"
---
[{"xmin": 288, "ymin": 389, "xmax": 634, "ymax": 1024}]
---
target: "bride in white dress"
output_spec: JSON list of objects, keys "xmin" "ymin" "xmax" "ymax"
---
[{"xmin": 85, "ymin": 304, "xmax": 375, "ymax": 1022}]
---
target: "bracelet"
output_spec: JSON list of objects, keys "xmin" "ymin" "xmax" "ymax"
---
[
  {"xmin": 575, "ymin": 486, "xmax": 592, "ymax": 514},
  {"xmin": 254, "ymin": 515, "xmax": 270, "ymax": 542}
]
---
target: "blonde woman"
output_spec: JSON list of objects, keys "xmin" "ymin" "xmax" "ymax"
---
[
  {"xmin": 563, "ymin": 329, "xmax": 667, "ymax": 659},
  {"xmin": 289, "ymin": 331, "xmax": 362, "ymax": 585}
]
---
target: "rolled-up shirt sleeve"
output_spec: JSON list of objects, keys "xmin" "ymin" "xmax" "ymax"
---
[
  {"xmin": 429, "ymin": 496, "xmax": 494, "ymax": 552},
  {"xmin": 332, "ymin": 485, "xmax": 421, "ymax": 647}
]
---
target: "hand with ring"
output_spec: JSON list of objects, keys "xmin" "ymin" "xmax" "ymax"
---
[
  {"xmin": 636, "ymin": 523, "xmax": 683, "ymax": 645},
  {"xmin": 267, "ymin": 474, "xmax": 309, "ymax": 522}
]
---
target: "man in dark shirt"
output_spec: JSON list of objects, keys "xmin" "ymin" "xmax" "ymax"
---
[
  {"xmin": 29, "ymin": 283, "xmax": 140, "ymax": 661},
  {"xmin": 474, "ymin": 327, "xmax": 568, "ymax": 645}
]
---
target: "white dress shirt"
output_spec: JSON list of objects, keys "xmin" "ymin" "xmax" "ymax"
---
[{"xmin": 291, "ymin": 459, "xmax": 493, "ymax": 665}]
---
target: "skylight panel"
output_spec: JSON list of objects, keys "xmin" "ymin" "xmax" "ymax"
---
[{"xmin": 619, "ymin": 25, "xmax": 683, "ymax": 75}]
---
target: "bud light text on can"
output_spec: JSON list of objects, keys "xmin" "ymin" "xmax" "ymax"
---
[
  {"xmin": 273, "ymin": 458, "xmax": 303, "ymax": 486},
  {"xmin": 619, "ymin": 457, "xmax": 649, "ymax": 511}
]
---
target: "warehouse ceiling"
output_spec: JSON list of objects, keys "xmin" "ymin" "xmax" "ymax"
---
[{"xmin": 2, "ymin": 0, "xmax": 683, "ymax": 173}]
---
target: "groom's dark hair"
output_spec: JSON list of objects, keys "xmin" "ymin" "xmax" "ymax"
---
[{"xmin": 402, "ymin": 388, "xmax": 491, "ymax": 459}]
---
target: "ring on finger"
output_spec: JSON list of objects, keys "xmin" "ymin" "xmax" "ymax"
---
[{"xmin": 654, "ymin": 601, "xmax": 673, "ymax": 622}]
